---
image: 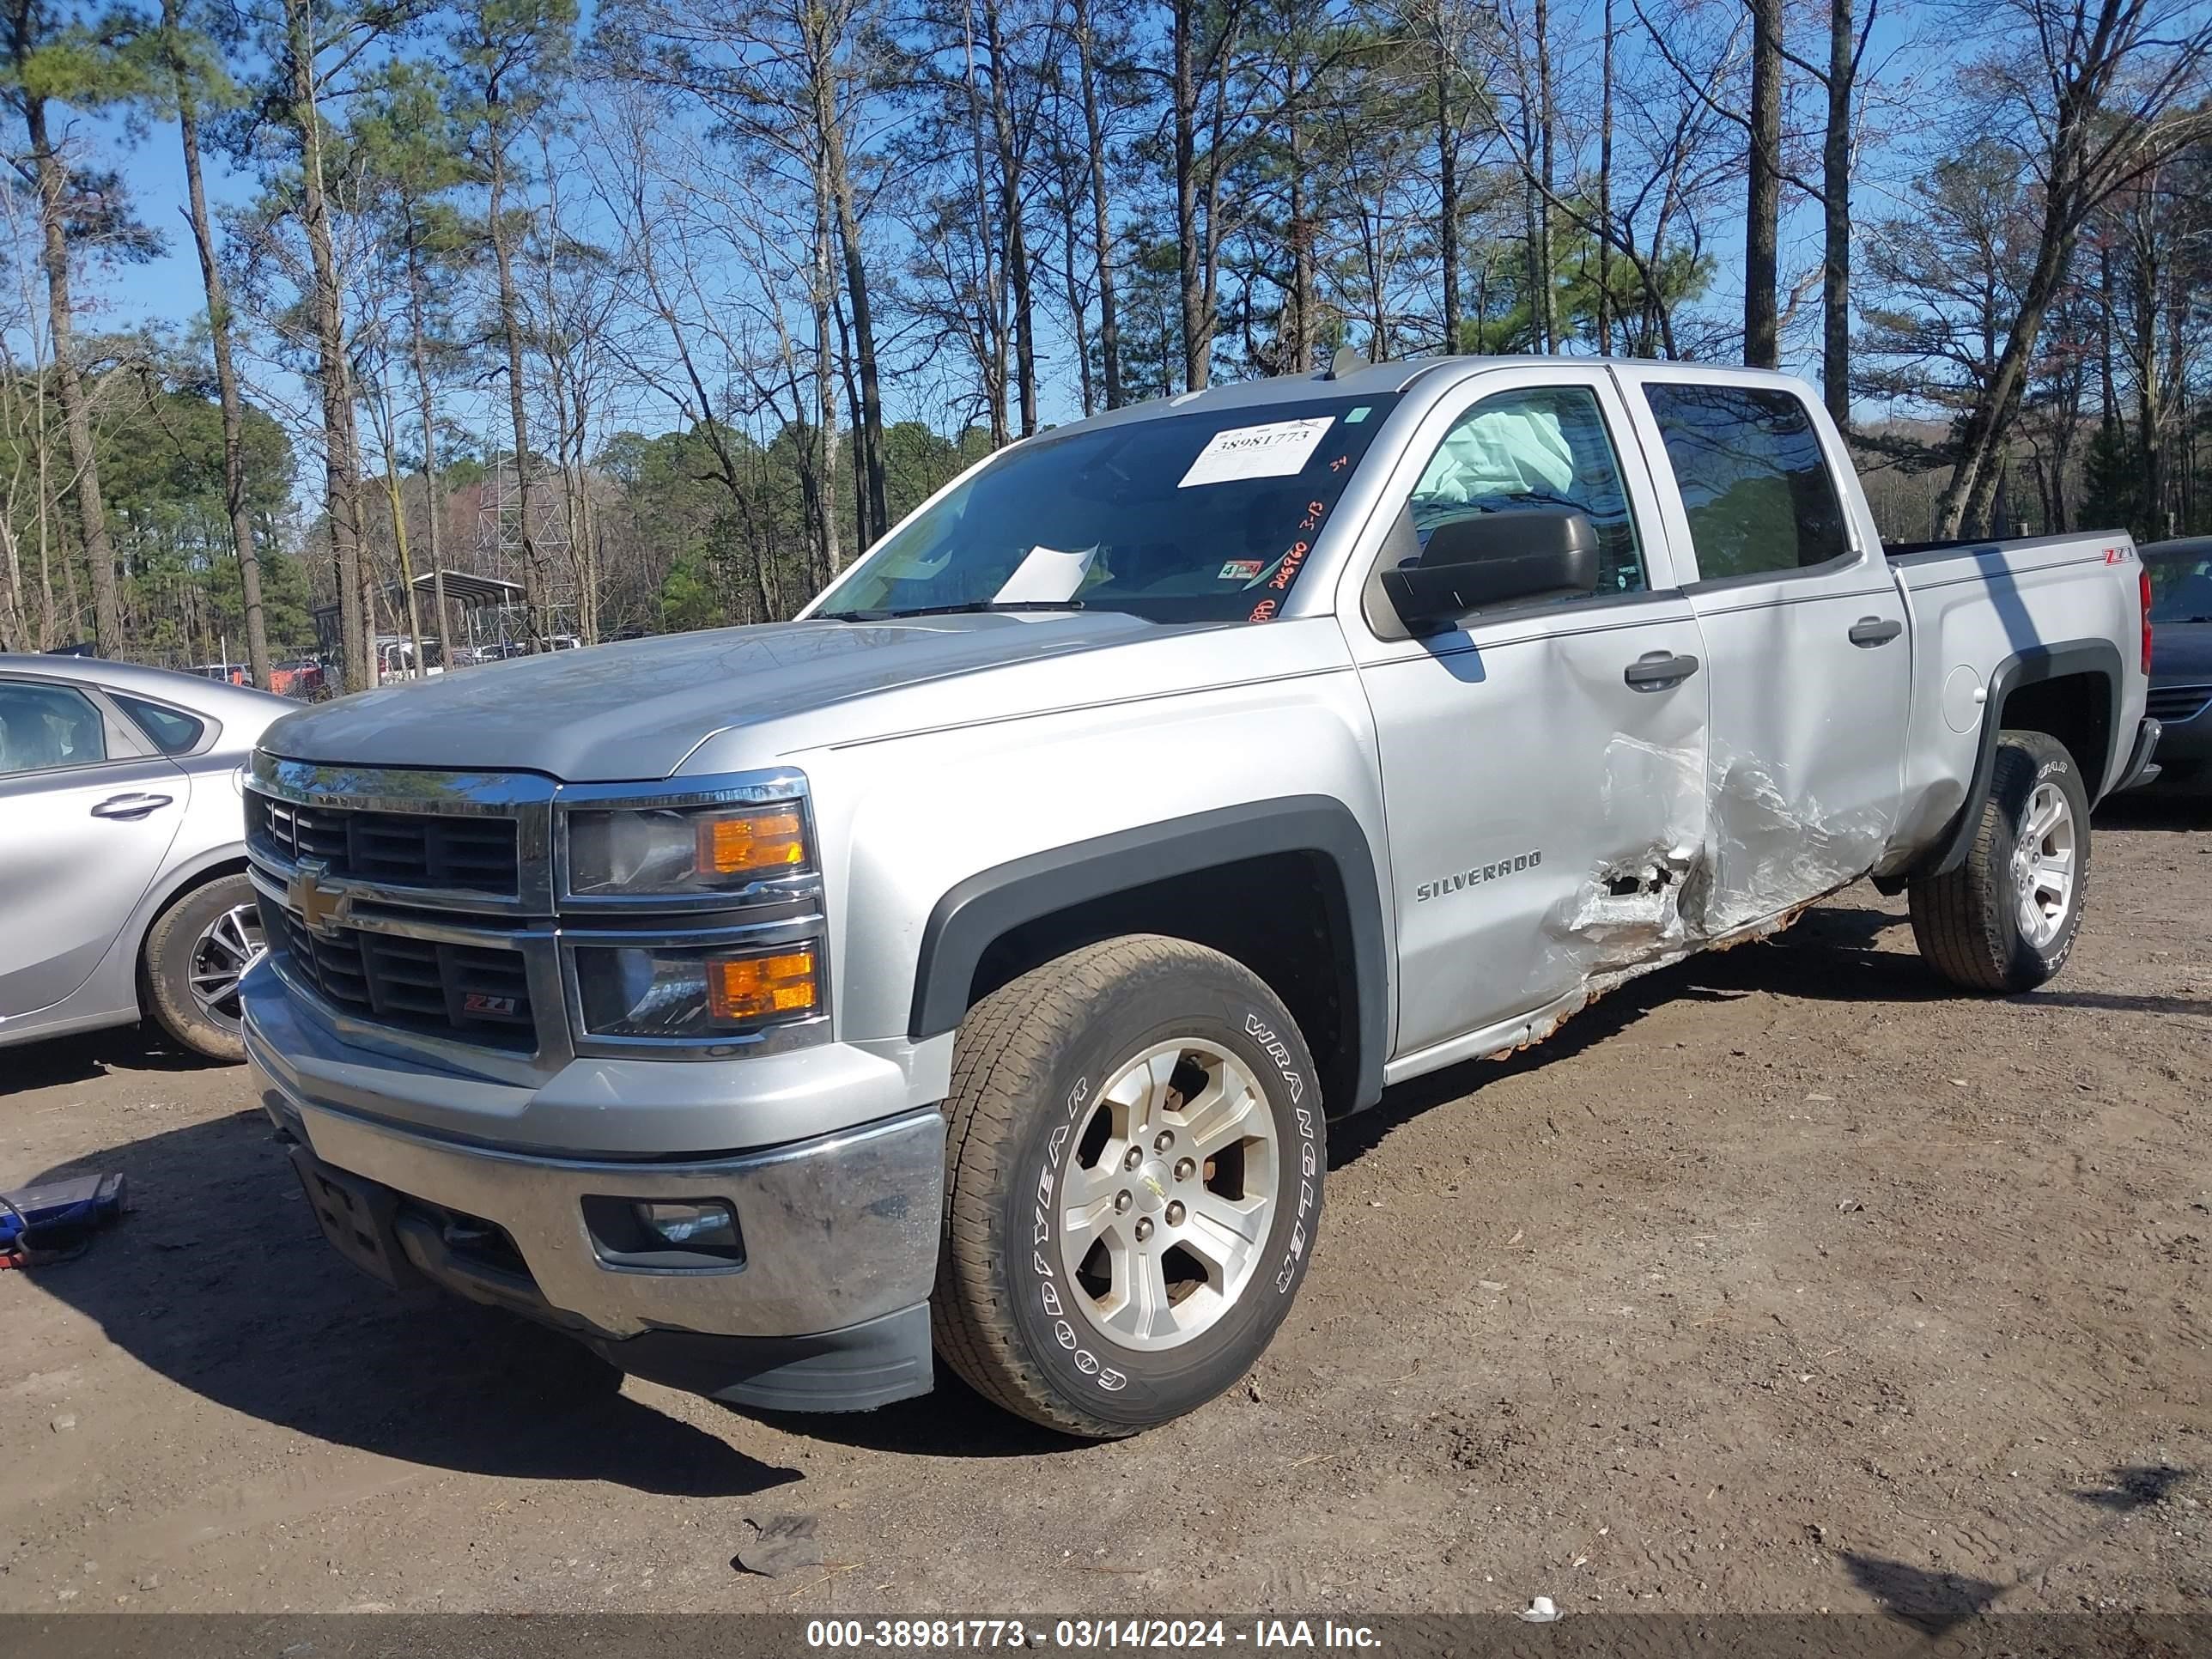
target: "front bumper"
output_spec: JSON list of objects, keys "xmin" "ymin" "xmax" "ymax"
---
[{"xmin": 246, "ymin": 967, "xmax": 947, "ymax": 1410}]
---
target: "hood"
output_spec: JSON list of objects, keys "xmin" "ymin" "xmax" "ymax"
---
[
  {"xmin": 2150, "ymin": 617, "xmax": 2212, "ymax": 684},
  {"xmin": 261, "ymin": 612, "xmax": 1185, "ymax": 780}
]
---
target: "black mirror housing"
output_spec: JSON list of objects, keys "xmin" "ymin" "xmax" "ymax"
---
[{"xmin": 1379, "ymin": 506, "xmax": 1601, "ymax": 635}]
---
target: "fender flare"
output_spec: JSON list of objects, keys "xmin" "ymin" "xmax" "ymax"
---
[
  {"xmin": 908, "ymin": 796, "xmax": 1389, "ymax": 1113},
  {"xmin": 1921, "ymin": 639, "xmax": 2123, "ymax": 880}
]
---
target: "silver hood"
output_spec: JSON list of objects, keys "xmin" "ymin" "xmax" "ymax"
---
[{"xmin": 259, "ymin": 612, "xmax": 1187, "ymax": 780}]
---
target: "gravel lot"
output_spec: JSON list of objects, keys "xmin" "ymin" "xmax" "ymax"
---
[{"xmin": 2, "ymin": 796, "xmax": 2207, "ymax": 1624}]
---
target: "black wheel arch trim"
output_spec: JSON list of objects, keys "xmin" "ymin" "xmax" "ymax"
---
[
  {"xmin": 1919, "ymin": 639, "xmax": 2124, "ymax": 880},
  {"xmin": 909, "ymin": 796, "xmax": 1389, "ymax": 1115}
]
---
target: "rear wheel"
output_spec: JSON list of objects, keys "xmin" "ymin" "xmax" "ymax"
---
[
  {"xmin": 143, "ymin": 873, "xmax": 264, "ymax": 1061},
  {"xmin": 932, "ymin": 936, "xmax": 1325, "ymax": 1437},
  {"xmin": 1909, "ymin": 729, "xmax": 2089, "ymax": 993}
]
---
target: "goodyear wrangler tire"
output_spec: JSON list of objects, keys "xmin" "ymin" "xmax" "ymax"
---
[
  {"xmin": 932, "ymin": 935, "xmax": 1326, "ymax": 1437},
  {"xmin": 1909, "ymin": 729, "xmax": 2091, "ymax": 994}
]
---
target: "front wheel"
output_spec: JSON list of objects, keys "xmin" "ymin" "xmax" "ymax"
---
[
  {"xmin": 1909, "ymin": 729, "xmax": 2090, "ymax": 993},
  {"xmin": 932, "ymin": 936, "xmax": 1326, "ymax": 1437}
]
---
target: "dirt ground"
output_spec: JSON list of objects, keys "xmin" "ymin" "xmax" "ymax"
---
[{"xmin": 2, "ymin": 797, "xmax": 2207, "ymax": 1626}]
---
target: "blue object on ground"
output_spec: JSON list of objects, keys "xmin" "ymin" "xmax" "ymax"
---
[{"xmin": 0, "ymin": 1172, "xmax": 127, "ymax": 1255}]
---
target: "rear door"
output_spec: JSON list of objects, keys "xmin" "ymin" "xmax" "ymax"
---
[
  {"xmin": 0, "ymin": 675, "xmax": 189, "ymax": 1019},
  {"xmin": 1613, "ymin": 371, "xmax": 1910, "ymax": 930},
  {"xmin": 1340, "ymin": 364, "xmax": 1710, "ymax": 1065}
]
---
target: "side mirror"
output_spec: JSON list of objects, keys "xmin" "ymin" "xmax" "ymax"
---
[{"xmin": 1379, "ymin": 506, "xmax": 1601, "ymax": 635}]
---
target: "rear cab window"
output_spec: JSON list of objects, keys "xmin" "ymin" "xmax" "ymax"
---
[{"xmin": 1641, "ymin": 384, "xmax": 1850, "ymax": 581}]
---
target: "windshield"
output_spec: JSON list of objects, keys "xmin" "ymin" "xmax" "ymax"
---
[
  {"xmin": 820, "ymin": 393, "xmax": 1403, "ymax": 623},
  {"xmin": 2147, "ymin": 548, "xmax": 2212, "ymax": 623}
]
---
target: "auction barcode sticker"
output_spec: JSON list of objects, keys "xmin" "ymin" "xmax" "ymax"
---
[{"xmin": 1177, "ymin": 416, "xmax": 1335, "ymax": 488}]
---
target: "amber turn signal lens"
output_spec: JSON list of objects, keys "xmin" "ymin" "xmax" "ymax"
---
[
  {"xmin": 693, "ymin": 806, "xmax": 807, "ymax": 878},
  {"xmin": 705, "ymin": 947, "xmax": 819, "ymax": 1024}
]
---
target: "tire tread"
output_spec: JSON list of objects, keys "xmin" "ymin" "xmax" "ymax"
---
[
  {"xmin": 1909, "ymin": 730, "xmax": 2087, "ymax": 994},
  {"xmin": 933, "ymin": 935, "xmax": 1288, "ymax": 1437}
]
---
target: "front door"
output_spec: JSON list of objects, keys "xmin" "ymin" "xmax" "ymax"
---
[
  {"xmin": 1342, "ymin": 368, "xmax": 1711, "ymax": 1065},
  {"xmin": 1613, "ymin": 371, "xmax": 1911, "ymax": 932},
  {"xmin": 0, "ymin": 676, "xmax": 187, "ymax": 1020}
]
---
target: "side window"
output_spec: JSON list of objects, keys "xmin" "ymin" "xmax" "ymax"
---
[
  {"xmin": 1642, "ymin": 384, "xmax": 1850, "ymax": 580},
  {"xmin": 112, "ymin": 693, "xmax": 206, "ymax": 755},
  {"xmin": 1405, "ymin": 386, "xmax": 1647, "ymax": 596},
  {"xmin": 0, "ymin": 682, "xmax": 111, "ymax": 776}
]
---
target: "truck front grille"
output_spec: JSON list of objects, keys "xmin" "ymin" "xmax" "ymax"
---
[
  {"xmin": 2147, "ymin": 684, "xmax": 2210, "ymax": 726},
  {"xmin": 249, "ymin": 793, "xmax": 520, "ymax": 897},
  {"xmin": 259, "ymin": 893, "xmax": 537, "ymax": 1051}
]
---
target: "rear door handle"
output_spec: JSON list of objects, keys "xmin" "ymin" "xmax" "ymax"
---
[
  {"xmin": 90, "ymin": 793, "xmax": 173, "ymax": 821},
  {"xmin": 1849, "ymin": 616, "xmax": 1903, "ymax": 647},
  {"xmin": 1624, "ymin": 651, "xmax": 1700, "ymax": 690}
]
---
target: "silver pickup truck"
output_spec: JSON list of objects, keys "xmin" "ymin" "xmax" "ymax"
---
[{"xmin": 240, "ymin": 359, "xmax": 2160, "ymax": 1437}]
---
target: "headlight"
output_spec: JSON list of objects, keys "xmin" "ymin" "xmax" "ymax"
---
[
  {"xmin": 574, "ymin": 941, "xmax": 821, "ymax": 1040},
  {"xmin": 565, "ymin": 801, "xmax": 810, "ymax": 898}
]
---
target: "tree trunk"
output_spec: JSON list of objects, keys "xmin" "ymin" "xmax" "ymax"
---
[
  {"xmin": 1532, "ymin": 0, "xmax": 1557, "ymax": 353},
  {"xmin": 1057, "ymin": 176, "xmax": 1095, "ymax": 416},
  {"xmin": 958, "ymin": 0, "xmax": 1009, "ymax": 444},
  {"xmin": 370, "ymin": 378, "xmax": 428, "ymax": 683},
  {"xmin": 1820, "ymin": 0, "xmax": 1855, "ymax": 422},
  {"xmin": 404, "ymin": 233, "xmax": 455, "ymax": 671},
  {"xmin": 1172, "ymin": 0, "xmax": 1209, "ymax": 390},
  {"xmin": 21, "ymin": 94, "xmax": 120, "ymax": 654},
  {"xmin": 1289, "ymin": 116, "xmax": 1314, "ymax": 370},
  {"xmin": 1745, "ymin": 0, "xmax": 1784, "ymax": 368},
  {"xmin": 1437, "ymin": 52, "xmax": 1458, "ymax": 353},
  {"xmin": 484, "ymin": 92, "xmax": 546, "ymax": 645},
  {"xmin": 812, "ymin": 52, "xmax": 888, "ymax": 532},
  {"xmin": 812, "ymin": 165, "xmax": 842, "ymax": 584},
  {"xmin": 168, "ymin": 0, "xmax": 270, "ymax": 688},
  {"xmin": 981, "ymin": 0, "xmax": 1037, "ymax": 435},
  {"xmin": 1073, "ymin": 0, "xmax": 1122, "ymax": 408},
  {"xmin": 1597, "ymin": 0, "xmax": 1613, "ymax": 355},
  {"xmin": 283, "ymin": 0, "xmax": 367, "ymax": 688},
  {"xmin": 0, "ymin": 516, "xmax": 23, "ymax": 651}
]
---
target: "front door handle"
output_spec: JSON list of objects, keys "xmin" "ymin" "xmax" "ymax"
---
[
  {"xmin": 1624, "ymin": 651, "xmax": 1700, "ymax": 690},
  {"xmin": 90, "ymin": 793, "xmax": 173, "ymax": 821},
  {"xmin": 1849, "ymin": 616, "xmax": 1903, "ymax": 647}
]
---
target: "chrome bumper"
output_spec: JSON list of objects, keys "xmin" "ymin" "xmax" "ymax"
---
[{"xmin": 253, "ymin": 1059, "xmax": 945, "ymax": 1341}]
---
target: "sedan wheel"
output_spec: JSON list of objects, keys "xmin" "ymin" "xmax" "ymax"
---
[{"xmin": 188, "ymin": 902, "xmax": 265, "ymax": 1030}]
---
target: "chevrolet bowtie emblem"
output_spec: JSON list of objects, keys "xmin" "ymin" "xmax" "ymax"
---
[{"xmin": 287, "ymin": 860, "xmax": 351, "ymax": 938}]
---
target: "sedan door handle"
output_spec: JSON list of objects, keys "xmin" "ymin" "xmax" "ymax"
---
[
  {"xmin": 1849, "ymin": 616, "xmax": 1903, "ymax": 647},
  {"xmin": 1624, "ymin": 651, "xmax": 1700, "ymax": 690},
  {"xmin": 90, "ymin": 793, "xmax": 173, "ymax": 821}
]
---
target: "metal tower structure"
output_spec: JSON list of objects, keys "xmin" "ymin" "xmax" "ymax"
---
[{"xmin": 473, "ymin": 413, "xmax": 580, "ymax": 647}]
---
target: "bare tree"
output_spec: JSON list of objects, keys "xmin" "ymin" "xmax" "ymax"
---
[{"xmin": 1931, "ymin": 0, "xmax": 2212, "ymax": 536}]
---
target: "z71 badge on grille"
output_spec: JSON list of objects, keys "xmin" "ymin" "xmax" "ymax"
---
[{"xmin": 462, "ymin": 993, "xmax": 520, "ymax": 1017}]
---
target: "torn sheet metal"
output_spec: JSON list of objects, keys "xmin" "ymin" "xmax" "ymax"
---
[
  {"xmin": 1694, "ymin": 745, "xmax": 1889, "ymax": 935},
  {"xmin": 1542, "ymin": 738, "xmax": 1885, "ymax": 986}
]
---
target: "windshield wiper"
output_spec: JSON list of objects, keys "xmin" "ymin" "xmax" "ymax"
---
[{"xmin": 818, "ymin": 600, "xmax": 1087, "ymax": 622}]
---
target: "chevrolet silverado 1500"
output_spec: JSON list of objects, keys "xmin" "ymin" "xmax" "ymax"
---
[{"xmin": 241, "ymin": 358, "xmax": 2160, "ymax": 1437}]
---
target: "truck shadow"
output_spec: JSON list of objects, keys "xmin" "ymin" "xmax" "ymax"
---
[{"xmin": 13, "ymin": 1108, "xmax": 801, "ymax": 1497}]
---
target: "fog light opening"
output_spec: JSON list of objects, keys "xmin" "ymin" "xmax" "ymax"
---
[{"xmin": 634, "ymin": 1199, "xmax": 739, "ymax": 1249}]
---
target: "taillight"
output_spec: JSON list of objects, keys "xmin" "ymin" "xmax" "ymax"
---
[{"xmin": 2141, "ymin": 565, "xmax": 2154, "ymax": 676}]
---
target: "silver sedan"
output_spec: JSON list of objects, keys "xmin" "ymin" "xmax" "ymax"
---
[{"xmin": 0, "ymin": 653, "xmax": 291, "ymax": 1060}]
